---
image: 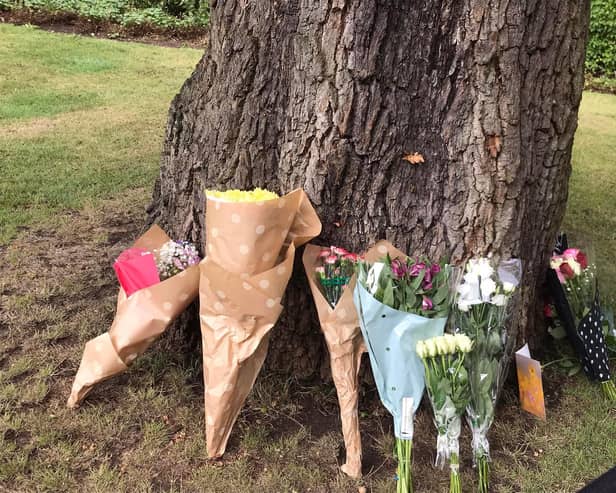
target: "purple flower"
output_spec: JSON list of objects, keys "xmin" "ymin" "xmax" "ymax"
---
[
  {"xmin": 391, "ymin": 259, "xmax": 407, "ymax": 279},
  {"xmin": 173, "ymin": 257, "xmax": 185, "ymax": 271},
  {"xmin": 431, "ymin": 264, "xmax": 441, "ymax": 275},
  {"xmin": 422, "ymin": 296, "xmax": 433, "ymax": 311},
  {"xmin": 409, "ymin": 262, "xmax": 426, "ymax": 277}
]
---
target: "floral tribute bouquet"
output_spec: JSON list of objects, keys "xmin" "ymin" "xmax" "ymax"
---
[
  {"xmin": 353, "ymin": 241, "xmax": 451, "ymax": 493},
  {"xmin": 417, "ymin": 334, "xmax": 472, "ymax": 493},
  {"xmin": 316, "ymin": 246, "xmax": 359, "ymax": 307},
  {"xmin": 547, "ymin": 235, "xmax": 616, "ymax": 400},
  {"xmin": 68, "ymin": 225, "xmax": 200, "ymax": 408},
  {"xmin": 303, "ymin": 244, "xmax": 365, "ymax": 477},
  {"xmin": 200, "ymin": 187, "xmax": 321, "ymax": 458},
  {"xmin": 452, "ymin": 257, "xmax": 521, "ymax": 493}
]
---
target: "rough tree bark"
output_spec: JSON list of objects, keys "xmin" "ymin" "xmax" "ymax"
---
[{"xmin": 148, "ymin": 0, "xmax": 590, "ymax": 378}]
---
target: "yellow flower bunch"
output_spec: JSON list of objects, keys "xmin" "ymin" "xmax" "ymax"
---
[{"xmin": 206, "ymin": 188, "xmax": 279, "ymax": 202}]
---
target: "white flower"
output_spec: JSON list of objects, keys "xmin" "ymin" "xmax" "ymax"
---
[
  {"xmin": 476, "ymin": 258, "xmax": 495, "ymax": 279},
  {"xmin": 424, "ymin": 338, "xmax": 437, "ymax": 358},
  {"xmin": 443, "ymin": 334, "xmax": 457, "ymax": 353},
  {"xmin": 416, "ymin": 340, "xmax": 426, "ymax": 359},
  {"xmin": 502, "ymin": 281, "xmax": 515, "ymax": 293},
  {"xmin": 458, "ymin": 278, "xmax": 481, "ymax": 305},
  {"xmin": 491, "ymin": 294, "xmax": 507, "ymax": 306},
  {"xmin": 550, "ymin": 257, "xmax": 564, "ymax": 270},
  {"xmin": 435, "ymin": 336, "xmax": 449, "ymax": 355},
  {"xmin": 480, "ymin": 278, "xmax": 497, "ymax": 301},
  {"xmin": 458, "ymin": 300, "xmax": 471, "ymax": 312},
  {"xmin": 454, "ymin": 334, "xmax": 473, "ymax": 353}
]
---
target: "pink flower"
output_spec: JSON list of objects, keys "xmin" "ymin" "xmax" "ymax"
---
[
  {"xmin": 563, "ymin": 248, "xmax": 588, "ymax": 270},
  {"xmin": 333, "ymin": 246, "xmax": 349, "ymax": 256},
  {"xmin": 409, "ymin": 262, "xmax": 426, "ymax": 277},
  {"xmin": 173, "ymin": 257, "xmax": 185, "ymax": 270},
  {"xmin": 422, "ymin": 296, "xmax": 433, "ymax": 311},
  {"xmin": 315, "ymin": 266, "xmax": 325, "ymax": 274},
  {"xmin": 391, "ymin": 258, "xmax": 408, "ymax": 278},
  {"xmin": 431, "ymin": 264, "xmax": 441, "ymax": 275},
  {"xmin": 343, "ymin": 253, "xmax": 359, "ymax": 262},
  {"xmin": 325, "ymin": 255, "xmax": 338, "ymax": 265},
  {"xmin": 319, "ymin": 249, "xmax": 331, "ymax": 258}
]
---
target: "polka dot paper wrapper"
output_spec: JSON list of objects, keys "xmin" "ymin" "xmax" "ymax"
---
[
  {"xmin": 67, "ymin": 225, "xmax": 200, "ymax": 408},
  {"xmin": 303, "ymin": 244, "xmax": 366, "ymax": 478},
  {"xmin": 200, "ymin": 188, "xmax": 321, "ymax": 458}
]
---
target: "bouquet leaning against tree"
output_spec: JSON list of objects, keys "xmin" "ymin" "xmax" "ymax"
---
[
  {"xmin": 417, "ymin": 333, "xmax": 472, "ymax": 493},
  {"xmin": 452, "ymin": 257, "xmax": 521, "ymax": 493},
  {"xmin": 354, "ymin": 241, "xmax": 451, "ymax": 493},
  {"xmin": 548, "ymin": 243, "xmax": 616, "ymax": 400}
]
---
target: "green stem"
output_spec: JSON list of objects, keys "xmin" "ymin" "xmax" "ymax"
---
[
  {"xmin": 450, "ymin": 453, "xmax": 461, "ymax": 493},
  {"xmin": 601, "ymin": 380, "xmax": 616, "ymax": 402},
  {"xmin": 396, "ymin": 438, "xmax": 413, "ymax": 493},
  {"xmin": 476, "ymin": 454, "xmax": 489, "ymax": 493}
]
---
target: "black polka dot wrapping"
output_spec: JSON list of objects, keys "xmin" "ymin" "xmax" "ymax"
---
[
  {"xmin": 578, "ymin": 298, "xmax": 611, "ymax": 382},
  {"xmin": 547, "ymin": 234, "xmax": 612, "ymax": 383}
]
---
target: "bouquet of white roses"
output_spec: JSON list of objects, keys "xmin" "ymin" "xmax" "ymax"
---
[
  {"xmin": 417, "ymin": 334, "xmax": 472, "ymax": 493},
  {"xmin": 452, "ymin": 257, "xmax": 521, "ymax": 493}
]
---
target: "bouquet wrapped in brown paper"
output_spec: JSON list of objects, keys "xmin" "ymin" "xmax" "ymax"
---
[
  {"xmin": 67, "ymin": 225, "xmax": 200, "ymax": 408},
  {"xmin": 200, "ymin": 188, "xmax": 321, "ymax": 458},
  {"xmin": 303, "ymin": 244, "xmax": 366, "ymax": 478}
]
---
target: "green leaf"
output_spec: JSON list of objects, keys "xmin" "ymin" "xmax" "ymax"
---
[
  {"xmin": 548, "ymin": 324, "xmax": 568, "ymax": 340},
  {"xmin": 568, "ymin": 365, "xmax": 582, "ymax": 376}
]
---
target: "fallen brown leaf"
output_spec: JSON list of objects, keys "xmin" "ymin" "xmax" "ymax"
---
[{"xmin": 403, "ymin": 152, "xmax": 425, "ymax": 164}]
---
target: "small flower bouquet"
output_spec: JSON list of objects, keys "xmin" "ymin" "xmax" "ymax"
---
[
  {"xmin": 156, "ymin": 240, "xmax": 201, "ymax": 280},
  {"xmin": 353, "ymin": 241, "xmax": 451, "ymax": 493},
  {"xmin": 68, "ymin": 225, "xmax": 200, "ymax": 408},
  {"xmin": 304, "ymin": 244, "xmax": 364, "ymax": 477},
  {"xmin": 547, "ymin": 236, "xmax": 616, "ymax": 400},
  {"xmin": 417, "ymin": 334, "xmax": 472, "ymax": 493},
  {"xmin": 452, "ymin": 257, "xmax": 521, "ymax": 493},
  {"xmin": 200, "ymin": 187, "xmax": 321, "ymax": 458},
  {"xmin": 316, "ymin": 246, "xmax": 359, "ymax": 308}
]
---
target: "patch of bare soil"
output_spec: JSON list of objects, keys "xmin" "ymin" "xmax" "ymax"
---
[{"xmin": 0, "ymin": 9, "xmax": 208, "ymax": 48}]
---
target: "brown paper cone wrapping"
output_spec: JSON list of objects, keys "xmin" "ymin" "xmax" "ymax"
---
[
  {"xmin": 67, "ymin": 225, "xmax": 200, "ymax": 408},
  {"xmin": 200, "ymin": 189, "xmax": 321, "ymax": 458},
  {"xmin": 302, "ymin": 244, "xmax": 366, "ymax": 478}
]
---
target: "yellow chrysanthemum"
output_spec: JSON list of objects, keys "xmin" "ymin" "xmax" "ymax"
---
[{"xmin": 206, "ymin": 188, "xmax": 279, "ymax": 202}]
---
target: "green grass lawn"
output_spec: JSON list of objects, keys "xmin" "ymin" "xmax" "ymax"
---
[
  {"xmin": 0, "ymin": 23, "xmax": 615, "ymax": 493},
  {"xmin": 0, "ymin": 23, "xmax": 201, "ymax": 243}
]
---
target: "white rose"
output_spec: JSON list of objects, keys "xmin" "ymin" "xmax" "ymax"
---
[
  {"xmin": 458, "ymin": 279, "xmax": 481, "ymax": 305},
  {"xmin": 436, "ymin": 336, "xmax": 450, "ymax": 355},
  {"xmin": 502, "ymin": 281, "xmax": 515, "ymax": 293},
  {"xmin": 491, "ymin": 294, "xmax": 507, "ymax": 306},
  {"xmin": 416, "ymin": 340, "xmax": 426, "ymax": 359},
  {"xmin": 432, "ymin": 337, "xmax": 443, "ymax": 355},
  {"xmin": 424, "ymin": 338, "xmax": 437, "ymax": 358},
  {"xmin": 480, "ymin": 278, "xmax": 497, "ymax": 301},
  {"xmin": 443, "ymin": 334, "xmax": 457, "ymax": 354},
  {"xmin": 454, "ymin": 334, "xmax": 473, "ymax": 353},
  {"xmin": 477, "ymin": 258, "xmax": 495, "ymax": 279}
]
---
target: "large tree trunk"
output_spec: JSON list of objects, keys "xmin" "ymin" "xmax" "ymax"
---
[{"xmin": 148, "ymin": 0, "xmax": 590, "ymax": 378}]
